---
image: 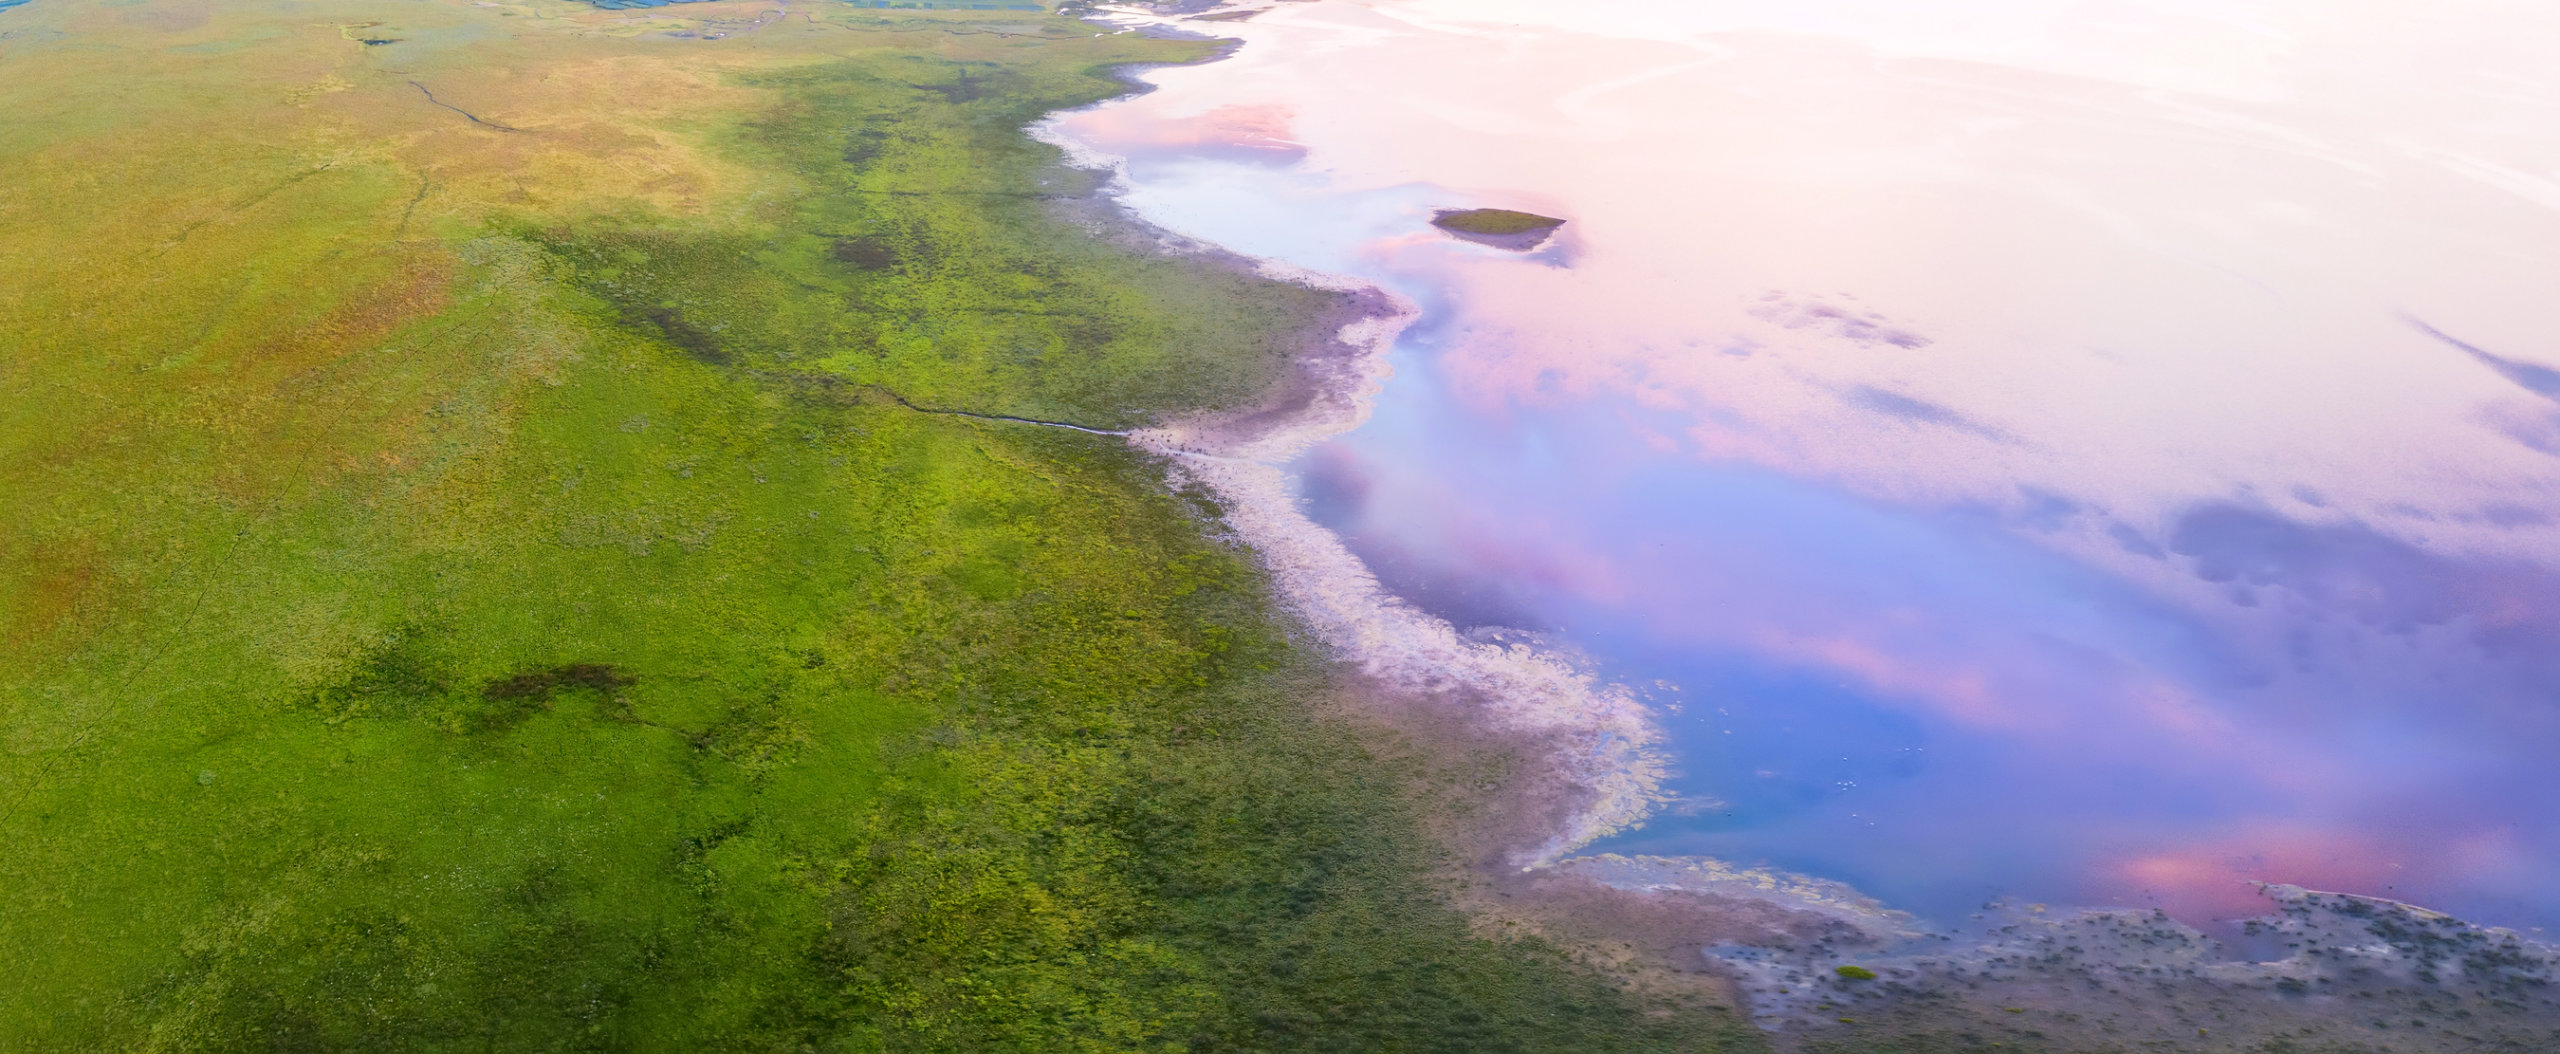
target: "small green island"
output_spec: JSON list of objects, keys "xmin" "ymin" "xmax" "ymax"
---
[
  {"xmin": 1431, "ymin": 208, "xmax": 1566, "ymax": 235},
  {"xmin": 1430, "ymin": 208, "xmax": 1566, "ymax": 249}
]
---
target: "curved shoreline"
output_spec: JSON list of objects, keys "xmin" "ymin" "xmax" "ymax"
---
[
  {"xmin": 1030, "ymin": 3, "xmax": 2560, "ymax": 1048},
  {"xmin": 1032, "ymin": 12, "xmax": 1669, "ymax": 871}
]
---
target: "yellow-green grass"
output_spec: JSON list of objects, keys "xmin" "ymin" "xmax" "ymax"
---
[{"xmin": 0, "ymin": 0, "xmax": 1753, "ymax": 1049}]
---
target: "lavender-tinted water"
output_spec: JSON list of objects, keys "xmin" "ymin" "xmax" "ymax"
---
[{"xmin": 1052, "ymin": 0, "xmax": 2560, "ymax": 933}]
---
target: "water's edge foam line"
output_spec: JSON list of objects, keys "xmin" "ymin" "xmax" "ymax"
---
[{"xmin": 1029, "ymin": 15, "xmax": 1666, "ymax": 868}]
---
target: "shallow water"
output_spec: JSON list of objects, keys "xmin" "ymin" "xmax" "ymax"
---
[{"xmin": 1052, "ymin": 0, "xmax": 2560, "ymax": 934}]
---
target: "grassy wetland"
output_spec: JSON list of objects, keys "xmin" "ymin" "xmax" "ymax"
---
[{"xmin": 0, "ymin": 0, "xmax": 1753, "ymax": 1049}]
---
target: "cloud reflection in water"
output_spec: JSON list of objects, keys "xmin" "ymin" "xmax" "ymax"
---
[{"xmin": 1052, "ymin": 0, "xmax": 2560, "ymax": 930}]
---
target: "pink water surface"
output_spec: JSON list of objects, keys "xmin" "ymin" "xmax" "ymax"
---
[{"xmin": 1054, "ymin": 0, "xmax": 2560, "ymax": 929}]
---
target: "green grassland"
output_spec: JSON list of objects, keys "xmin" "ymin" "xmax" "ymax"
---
[{"xmin": 0, "ymin": 0, "xmax": 1751, "ymax": 1050}]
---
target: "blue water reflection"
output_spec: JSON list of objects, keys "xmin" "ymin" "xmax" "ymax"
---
[
  {"xmin": 1299, "ymin": 319, "xmax": 2560, "ymax": 930},
  {"xmin": 1047, "ymin": 2, "xmax": 2560, "ymax": 933}
]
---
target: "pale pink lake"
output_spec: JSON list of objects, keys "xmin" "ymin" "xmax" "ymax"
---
[{"xmin": 1051, "ymin": 0, "xmax": 2560, "ymax": 933}]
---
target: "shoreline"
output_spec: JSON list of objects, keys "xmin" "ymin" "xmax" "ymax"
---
[
  {"xmin": 1031, "ymin": 3, "xmax": 2560, "ymax": 1048},
  {"xmin": 1033, "ymin": 4, "xmax": 1671, "ymax": 873},
  {"xmin": 1024, "ymin": 0, "xmax": 1878, "ymax": 1023}
]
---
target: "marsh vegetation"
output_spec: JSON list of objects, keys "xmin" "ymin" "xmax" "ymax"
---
[{"xmin": 0, "ymin": 0, "xmax": 1750, "ymax": 1049}]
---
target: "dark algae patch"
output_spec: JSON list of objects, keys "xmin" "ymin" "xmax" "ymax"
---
[
  {"xmin": 622, "ymin": 302, "xmax": 728, "ymax": 365},
  {"xmin": 470, "ymin": 664, "xmax": 638, "ymax": 734},
  {"xmin": 1432, "ymin": 207, "xmax": 1567, "ymax": 250},
  {"xmin": 481, "ymin": 663, "xmax": 635, "ymax": 703},
  {"xmin": 0, "ymin": 2, "xmax": 1750, "ymax": 1051},
  {"xmin": 829, "ymin": 234, "xmax": 899, "ymax": 269}
]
